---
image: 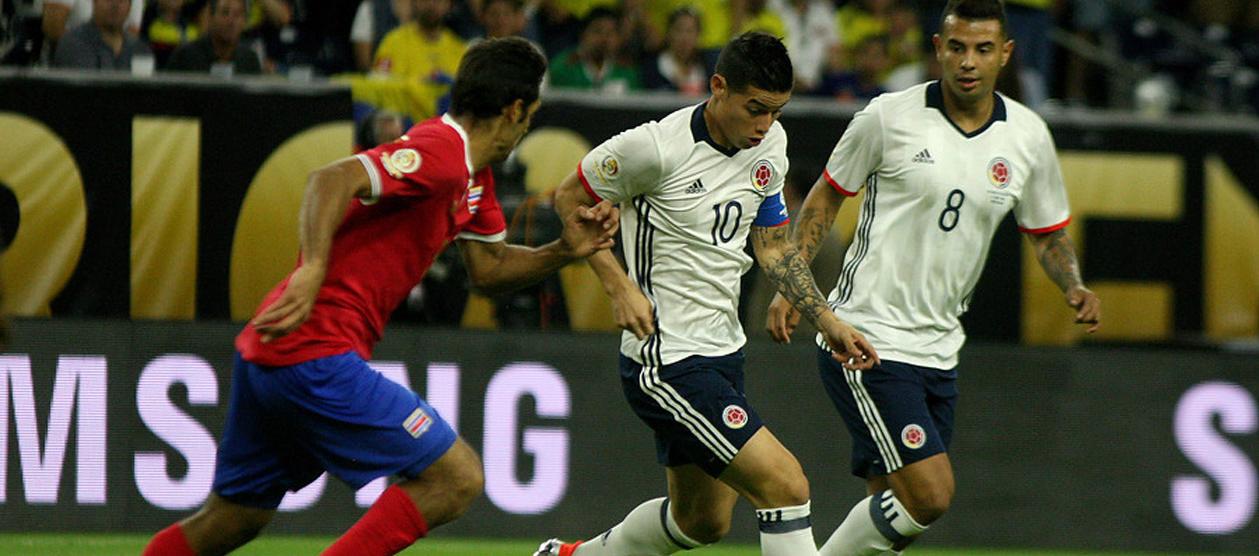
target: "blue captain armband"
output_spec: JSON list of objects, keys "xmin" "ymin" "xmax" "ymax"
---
[{"xmin": 753, "ymin": 191, "xmax": 789, "ymax": 227}]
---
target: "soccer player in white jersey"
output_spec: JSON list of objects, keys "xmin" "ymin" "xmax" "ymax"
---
[
  {"xmin": 766, "ymin": 1, "xmax": 1103, "ymax": 554},
  {"xmin": 536, "ymin": 33, "xmax": 879, "ymax": 556}
]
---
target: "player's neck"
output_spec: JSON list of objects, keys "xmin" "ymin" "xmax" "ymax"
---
[
  {"xmin": 454, "ymin": 114, "xmax": 499, "ymax": 171},
  {"xmin": 940, "ymin": 87, "xmax": 995, "ymax": 134},
  {"xmin": 701, "ymin": 101, "xmax": 736, "ymax": 150}
]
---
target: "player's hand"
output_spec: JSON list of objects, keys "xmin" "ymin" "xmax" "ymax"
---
[
  {"xmin": 252, "ymin": 263, "xmax": 325, "ymax": 343},
  {"xmin": 611, "ymin": 285, "xmax": 655, "ymax": 340},
  {"xmin": 765, "ymin": 292, "xmax": 801, "ymax": 344},
  {"xmin": 561, "ymin": 201, "xmax": 619, "ymax": 258},
  {"xmin": 1066, "ymin": 285, "xmax": 1101, "ymax": 333},
  {"xmin": 819, "ymin": 314, "xmax": 879, "ymax": 371}
]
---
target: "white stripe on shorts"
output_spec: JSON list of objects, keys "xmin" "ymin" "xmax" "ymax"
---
[
  {"xmin": 637, "ymin": 342, "xmax": 739, "ymax": 463},
  {"xmin": 844, "ymin": 368, "xmax": 903, "ymax": 471}
]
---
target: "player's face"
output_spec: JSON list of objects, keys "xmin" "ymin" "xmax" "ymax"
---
[
  {"xmin": 714, "ymin": 81, "xmax": 790, "ymax": 150},
  {"xmin": 933, "ymin": 15, "xmax": 1012, "ymax": 104},
  {"xmin": 494, "ymin": 99, "xmax": 541, "ymax": 162}
]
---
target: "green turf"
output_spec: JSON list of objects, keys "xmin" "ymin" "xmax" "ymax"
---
[{"xmin": 0, "ymin": 534, "xmax": 1212, "ymax": 556}]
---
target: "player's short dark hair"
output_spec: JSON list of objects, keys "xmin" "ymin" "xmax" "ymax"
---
[
  {"xmin": 449, "ymin": 37, "xmax": 547, "ymax": 119},
  {"xmin": 714, "ymin": 32, "xmax": 793, "ymax": 94},
  {"xmin": 941, "ymin": 0, "xmax": 1007, "ymax": 36}
]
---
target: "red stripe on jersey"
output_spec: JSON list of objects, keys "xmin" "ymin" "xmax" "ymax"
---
[
  {"xmin": 765, "ymin": 219, "xmax": 791, "ymax": 228},
  {"xmin": 577, "ymin": 161, "xmax": 603, "ymax": 203},
  {"xmin": 823, "ymin": 170, "xmax": 858, "ymax": 197},
  {"xmin": 1019, "ymin": 216, "xmax": 1072, "ymax": 234}
]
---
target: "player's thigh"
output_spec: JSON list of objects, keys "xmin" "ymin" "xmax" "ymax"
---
[
  {"xmin": 718, "ymin": 427, "xmax": 809, "ymax": 508},
  {"xmin": 260, "ymin": 352, "xmax": 460, "ymax": 491},
  {"xmin": 620, "ymin": 352, "xmax": 762, "ymax": 478},
  {"xmin": 666, "ymin": 463, "xmax": 739, "ymax": 542},
  {"xmin": 817, "ymin": 348, "xmax": 947, "ymax": 478}
]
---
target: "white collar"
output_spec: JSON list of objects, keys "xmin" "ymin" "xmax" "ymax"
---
[{"xmin": 440, "ymin": 113, "xmax": 475, "ymax": 177}]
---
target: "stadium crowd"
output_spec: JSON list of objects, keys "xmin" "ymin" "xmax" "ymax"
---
[{"xmin": 4, "ymin": 0, "xmax": 1259, "ymax": 112}]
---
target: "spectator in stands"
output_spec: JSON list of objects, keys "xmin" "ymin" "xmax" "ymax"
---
[
  {"xmin": 354, "ymin": 108, "xmax": 408, "ymax": 152},
  {"xmin": 731, "ymin": 0, "xmax": 786, "ymax": 38},
  {"xmin": 166, "ymin": 0, "xmax": 262, "ymax": 75},
  {"xmin": 618, "ymin": 0, "xmax": 663, "ymax": 63},
  {"xmin": 478, "ymin": 0, "xmax": 527, "ymax": 40},
  {"xmin": 816, "ymin": 33, "xmax": 890, "ymax": 102},
  {"xmin": 775, "ymin": 0, "xmax": 838, "ymax": 93},
  {"xmin": 640, "ymin": 7, "xmax": 710, "ymax": 96},
  {"xmin": 350, "ymin": 0, "xmax": 412, "ymax": 72},
  {"xmin": 144, "ymin": 0, "xmax": 199, "ymax": 68},
  {"xmin": 1003, "ymin": 0, "xmax": 1054, "ymax": 108},
  {"xmin": 52, "ymin": 0, "xmax": 150, "ymax": 69},
  {"xmin": 373, "ymin": 0, "xmax": 467, "ymax": 87},
  {"xmin": 42, "ymin": 0, "xmax": 142, "ymax": 47},
  {"xmin": 836, "ymin": 0, "xmax": 922, "ymax": 81},
  {"xmin": 548, "ymin": 7, "xmax": 640, "ymax": 93}
]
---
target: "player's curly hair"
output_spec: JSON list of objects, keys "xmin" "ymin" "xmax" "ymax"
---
[
  {"xmin": 450, "ymin": 37, "xmax": 547, "ymax": 120},
  {"xmin": 941, "ymin": 0, "xmax": 1008, "ymax": 35},
  {"xmin": 714, "ymin": 32, "xmax": 793, "ymax": 94}
]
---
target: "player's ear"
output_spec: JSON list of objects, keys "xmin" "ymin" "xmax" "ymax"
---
[
  {"xmin": 1000, "ymin": 38, "xmax": 1014, "ymax": 68},
  {"xmin": 710, "ymin": 74, "xmax": 727, "ymax": 99},
  {"xmin": 502, "ymin": 98, "xmax": 526, "ymax": 124},
  {"xmin": 931, "ymin": 33, "xmax": 942, "ymax": 60}
]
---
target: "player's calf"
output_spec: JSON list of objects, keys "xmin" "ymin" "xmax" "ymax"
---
[{"xmin": 671, "ymin": 504, "xmax": 732, "ymax": 545}]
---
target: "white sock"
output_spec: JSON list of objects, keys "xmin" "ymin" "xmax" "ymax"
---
[
  {"xmin": 574, "ymin": 497, "xmax": 703, "ymax": 555},
  {"xmin": 756, "ymin": 500, "xmax": 818, "ymax": 556},
  {"xmin": 820, "ymin": 490, "xmax": 927, "ymax": 556}
]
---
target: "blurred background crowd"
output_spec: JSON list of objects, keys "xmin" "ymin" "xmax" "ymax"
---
[{"xmin": 5, "ymin": 0, "xmax": 1259, "ymax": 116}]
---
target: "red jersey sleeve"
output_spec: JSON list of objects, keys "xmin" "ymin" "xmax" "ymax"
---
[
  {"xmin": 457, "ymin": 168, "xmax": 508, "ymax": 242},
  {"xmin": 354, "ymin": 124, "xmax": 462, "ymax": 204}
]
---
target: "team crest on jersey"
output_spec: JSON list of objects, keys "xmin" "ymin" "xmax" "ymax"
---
[
  {"xmin": 722, "ymin": 405, "xmax": 748, "ymax": 429},
  {"xmin": 901, "ymin": 424, "xmax": 926, "ymax": 449},
  {"xmin": 751, "ymin": 160, "xmax": 774, "ymax": 190},
  {"xmin": 988, "ymin": 157, "xmax": 1011, "ymax": 189},
  {"xmin": 403, "ymin": 407, "xmax": 433, "ymax": 438},
  {"xmin": 600, "ymin": 156, "xmax": 620, "ymax": 178}
]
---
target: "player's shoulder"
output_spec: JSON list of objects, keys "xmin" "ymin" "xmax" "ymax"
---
[
  {"xmin": 996, "ymin": 92, "xmax": 1053, "ymax": 140},
  {"xmin": 390, "ymin": 118, "xmax": 467, "ymax": 174},
  {"xmin": 866, "ymin": 82, "xmax": 931, "ymax": 115}
]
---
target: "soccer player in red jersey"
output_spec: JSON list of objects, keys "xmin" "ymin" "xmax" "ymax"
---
[{"xmin": 142, "ymin": 37, "xmax": 619, "ymax": 556}]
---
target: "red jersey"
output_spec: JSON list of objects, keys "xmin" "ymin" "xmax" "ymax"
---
[{"xmin": 236, "ymin": 114, "xmax": 506, "ymax": 366}]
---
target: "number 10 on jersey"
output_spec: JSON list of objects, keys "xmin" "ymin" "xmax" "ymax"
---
[{"xmin": 711, "ymin": 201, "xmax": 743, "ymax": 245}]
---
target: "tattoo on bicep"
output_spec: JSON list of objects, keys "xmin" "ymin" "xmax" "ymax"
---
[
  {"xmin": 1036, "ymin": 229, "xmax": 1083, "ymax": 292},
  {"xmin": 754, "ymin": 226, "xmax": 830, "ymax": 324}
]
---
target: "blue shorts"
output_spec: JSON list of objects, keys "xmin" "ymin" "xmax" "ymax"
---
[
  {"xmin": 212, "ymin": 352, "xmax": 457, "ymax": 509},
  {"xmin": 817, "ymin": 348, "xmax": 957, "ymax": 478},
  {"xmin": 620, "ymin": 351, "xmax": 763, "ymax": 478}
]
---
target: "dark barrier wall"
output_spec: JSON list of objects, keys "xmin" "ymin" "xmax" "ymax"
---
[
  {"xmin": 3, "ymin": 76, "xmax": 1258, "ymax": 344},
  {"xmin": 2, "ymin": 319, "xmax": 1256, "ymax": 552}
]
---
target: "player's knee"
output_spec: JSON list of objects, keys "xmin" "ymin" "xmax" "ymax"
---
[
  {"xmin": 755, "ymin": 465, "xmax": 811, "ymax": 508},
  {"xmin": 900, "ymin": 485, "xmax": 952, "ymax": 525},
  {"xmin": 674, "ymin": 510, "xmax": 731, "ymax": 545}
]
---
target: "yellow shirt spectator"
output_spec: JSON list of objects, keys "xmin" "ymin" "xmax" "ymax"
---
[
  {"xmin": 650, "ymin": 0, "xmax": 731, "ymax": 50},
  {"xmin": 553, "ymin": 0, "xmax": 620, "ymax": 20},
  {"xmin": 373, "ymin": 24, "xmax": 467, "ymax": 83},
  {"xmin": 737, "ymin": 7, "xmax": 785, "ymax": 38}
]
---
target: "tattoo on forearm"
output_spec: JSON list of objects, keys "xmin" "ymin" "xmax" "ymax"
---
[
  {"xmin": 754, "ymin": 226, "xmax": 831, "ymax": 325},
  {"xmin": 1036, "ymin": 229, "xmax": 1083, "ymax": 293},
  {"xmin": 791, "ymin": 205, "xmax": 832, "ymax": 264}
]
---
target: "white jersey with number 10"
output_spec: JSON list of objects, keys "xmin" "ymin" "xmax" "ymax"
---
[{"xmin": 580, "ymin": 103, "xmax": 791, "ymax": 366}]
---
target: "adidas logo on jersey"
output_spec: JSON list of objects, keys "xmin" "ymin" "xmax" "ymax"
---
[
  {"xmin": 912, "ymin": 148, "xmax": 934, "ymax": 164},
  {"xmin": 684, "ymin": 179, "xmax": 707, "ymax": 195}
]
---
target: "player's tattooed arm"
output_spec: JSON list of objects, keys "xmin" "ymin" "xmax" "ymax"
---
[
  {"xmin": 1028, "ymin": 228, "xmax": 1102, "ymax": 332},
  {"xmin": 752, "ymin": 224, "xmax": 832, "ymax": 326},
  {"xmin": 1029, "ymin": 228, "xmax": 1083, "ymax": 293},
  {"xmin": 790, "ymin": 177, "xmax": 846, "ymax": 264}
]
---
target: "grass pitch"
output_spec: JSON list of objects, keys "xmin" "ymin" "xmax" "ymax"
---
[{"xmin": 0, "ymin": 533, "xmax": 1213, "ymax": 555}]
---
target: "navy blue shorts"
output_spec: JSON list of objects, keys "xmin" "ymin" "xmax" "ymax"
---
[
  {"xmin": 620, "ymin": 351, "xmax": 763, "ymax": 478},
  {"xmin": 817, "ymin": 348, "xmax": 957, "ymax": 478},
  {"xmin": 212, "ymin": 351, "xmax": 457, "ymax": 509}
]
